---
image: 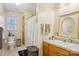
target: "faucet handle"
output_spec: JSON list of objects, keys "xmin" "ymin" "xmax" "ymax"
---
[
  {"xmin": 49, "ymin": 37, "xmax": 51, "ymax": 40},
  {"xmin": 69, "ymin": 39, "xmax": 72, "ymax": 43}
]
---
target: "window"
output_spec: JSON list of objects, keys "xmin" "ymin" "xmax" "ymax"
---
[{"xmin": 7, "ymin": 16, "xmax": 16, "ymax": 30}]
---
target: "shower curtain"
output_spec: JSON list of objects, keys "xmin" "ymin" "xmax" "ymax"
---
[{"xmin": 25, "ymin": 16, "xmax": 38, "ymax": 47}]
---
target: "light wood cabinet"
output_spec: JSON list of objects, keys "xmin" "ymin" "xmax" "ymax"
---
[
  {"xmin": 56, "ymin": 48, "xmax": 69, "ymax": 56},
  {"xmin": 43, "ymin": 41, "xmax": 79, "ymax": 56},
  {"xmin": 43, "ymin": 42, "xmax": 49, "ymax": 56},
  {"xmin": 69, "ymin": 52, "xmax": 79, "ymax": 56},
  {"xmin": 49, "ymin": 44, "xmax": 58, "ymax": 56},
  {"xmin": 49, "ymin": 44, "xmax": 69, "ymax": 56}
]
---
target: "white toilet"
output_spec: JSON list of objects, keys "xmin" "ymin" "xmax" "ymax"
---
[{"xmin": 8, "ymin": 36, "xmax": 15, "ymax": 50}]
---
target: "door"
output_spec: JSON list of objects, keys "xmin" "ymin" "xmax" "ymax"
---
[
  {"xmin": 0, "ymin": 16, "xmax": 5, "ymax": 49},
  {"xmin": 0, "ymin": 27, "xmax": 3, "ymax": 49}
]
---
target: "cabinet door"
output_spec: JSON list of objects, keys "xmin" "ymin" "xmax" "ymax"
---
[
  {"xmin": 43, "ymin": 42, "xmax": 49, "ymax": 56},
  {"xmin": 43, "ymin": 42, "xmax": 48, "ymax": 47},
  {"xmin": 49, "ymin": 52, "xmax": 57, "ymax": 56},
  {"xmin": 69, "ymin": 52, "xmax": 79, "ymax": 56},
  {"xmin": 56, "ymin": 47, "xmax": 69, "ymax": 56},
  {"xmin": 49, "ymin": 44, "xmax": 58, "ymax": 56},
  {"xmin": 43, "ymin": 49, "xmax": 48, "ymax": 56},
  {"xmin": 49, "ymin": 44, "xmax": 69, "ymax": 56}
]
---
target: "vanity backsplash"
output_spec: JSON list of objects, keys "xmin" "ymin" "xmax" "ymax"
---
[{"xmin": 53, "ymin": 36, "xmax": 79, "ymax": 44}]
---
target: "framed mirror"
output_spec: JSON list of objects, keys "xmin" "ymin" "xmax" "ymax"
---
[{"xmin": 62, "ymin": 17, "xmax": 75, "ymax": 34}]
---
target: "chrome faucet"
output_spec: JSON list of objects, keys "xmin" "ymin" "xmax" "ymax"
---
[{"xmin": 69, "ymin": 39, "xmax": 72, "ymax": 43}]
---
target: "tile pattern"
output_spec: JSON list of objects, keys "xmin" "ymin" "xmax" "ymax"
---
[{"xmin": 0, "ymin": 46, "xmax": 26, "ymax": 56}]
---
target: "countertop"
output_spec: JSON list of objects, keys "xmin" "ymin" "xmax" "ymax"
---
[{"xmin": 44, "ymin": 39, "xmax": 79, "ymax": 54}]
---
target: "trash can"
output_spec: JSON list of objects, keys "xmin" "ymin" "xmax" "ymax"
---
[
  {"xmin": 18, "ymin": 49, "xmax": 27, "ymax": 56},
  {"xmin": 27, "ymin": 46, "xmax": 39, "ymax": 56},
  {"xmin": 16, "ymin": 39, "xmax": 21, "ymax": 47}
]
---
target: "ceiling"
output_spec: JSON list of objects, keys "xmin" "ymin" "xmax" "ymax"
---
[
  {"xmin": 2, "ymin": 3, "xmax": 69, "ymax": 14},
  {"xmin": 3, "ymin": 3, "xmax": 36, "ymax": 13}
]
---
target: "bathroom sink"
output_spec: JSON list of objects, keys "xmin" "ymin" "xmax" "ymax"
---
[
  {"xmin": 48, "ymin": 40, "xmax": 67, "ymax": 47},
  {"xmin": 49, "ymin": 39, "xmax": 76, "ymax": 48},
  {"xmin": 44, "ymin": 39, "xmax": 79, "ymax": 53}
]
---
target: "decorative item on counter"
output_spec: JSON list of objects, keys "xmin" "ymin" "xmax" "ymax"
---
[
  {"xmin": 49, "ymin": 36, "xmax": 51, "ymax": 40},
  {"xmin": 56, "ymin": 32, "xmax": 59, "ymax": 36},
  {"xmin": 8, "ymin": 32, "xmax": 11, "ymax": 36},
  {"xmin": 52, "ymin": 36, "xmax": 54, "ymax": 40}
]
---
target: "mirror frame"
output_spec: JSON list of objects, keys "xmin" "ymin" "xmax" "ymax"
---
[{"xmin": 61, "ymin": 17, "xmax": 75, "ymax": 35}]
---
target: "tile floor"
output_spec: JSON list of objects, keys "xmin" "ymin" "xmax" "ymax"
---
[{"xmin": 0, "ymin": 46, "xmax": 26, "ymax": 56}]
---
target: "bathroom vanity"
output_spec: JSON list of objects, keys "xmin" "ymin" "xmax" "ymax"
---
[{"xmin": 43, "ymin": 39, "xmax": 79, "ymax": 56}]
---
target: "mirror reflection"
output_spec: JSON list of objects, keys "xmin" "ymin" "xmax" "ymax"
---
[{"xmin": 62, "ymin": 17, "xmax": 75, "ymax": 34}]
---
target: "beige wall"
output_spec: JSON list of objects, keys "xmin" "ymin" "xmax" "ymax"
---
[
  {"xmin": 0, "ymin": 3, "xmax": 7, "ymax": 49},
  {"xmin": 59, "ymin": 12, "xmax": 79, "ymax": 39},
  {"xmin": 55, "ymin": 4, "xmax": 79, "ymax": 39},
  {"xmin": 24, "ymin": 11, "xmax": 36, "ymax": 45},
  {"xmin": 37, "ymin": 4, "xmax": 56, "ymax": 55},
  {"xmin": 0, "ymin": 4, "xmax": 25, "ymax": 48},
  {"xmin": 5, "ymin": 11, "xmax": 24, "ymax": 42},
  {"xmin": 0, "ymin": 4, "xmax": 36, "ymax": 48},
  {"xmin": 53, "ymin": 9, "xmax": 60, "ymax": 36},
  {"xmin": 0, "ymin": 4, "xmax": 5, "ymax": 39},
  {"xmin": 0, "ymin": 4, "xmax": 5, "ymax": 16},
  {"xmin": 24, "ymin": 11, "xmax": 36, "ymax": 20}
]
